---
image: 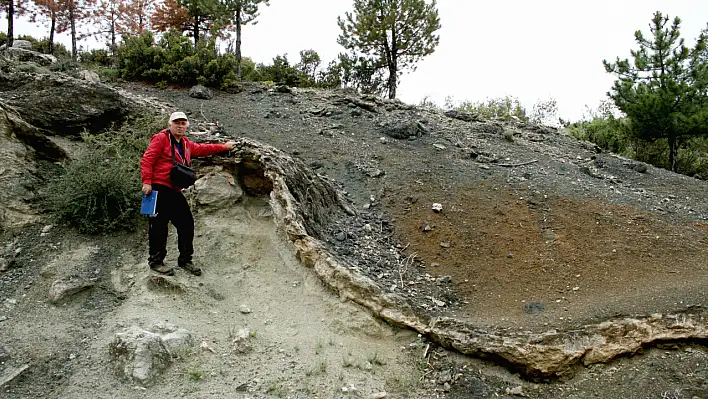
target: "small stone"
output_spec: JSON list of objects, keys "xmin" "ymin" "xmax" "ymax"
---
[
  {"xmin": 432, "ymin": 299, "xmax": 445, "ymax": 307},
  {"xmin": 363, "ymin": 361, "xmax": 373, "ymax": 370},
  {"xmin": 421, "ymin": 224, "xmax": 432, "ymax": 232},
  {"xmin": 432, "ymin": 203, "xmax": 443, "ymax": 212},
  {"xmin": 363, "ymin": 224, "xmax": 373, "ymax": 232},
  {"xmin": 431, "ymin": 262, "xmax": 440, "ymax": 267},
  {"xmin": 439, "ymin": 369, "xmax": 452, "ymax": 383},
  {"xmin": 506, "ymin": 385, "xmax": 524, "ymax": 396},
  {"xmin": 367, "ymin": 169, "xmax": 385, "ymax": 177},
  {"xmin": 363, "ymin": 203, "xmax": 371, "ymax": 210},
  {"xmin": 200, "ymin": 341, "xmax": 216, "ymax": 353},
  {"xmin": 443, "ymin": 382, "xmax": 451, "ymax": 392},
  {"xmin": 0, "ymin": 315, "xmax": 7, "ymax": 322},
  {"xmin": 239, "ymin": 305, "xmax": 252, "ymax": 314},
  {"xmin": 48, "ymin": 278, "xmax": 94, "ymax": 303},
  {"xmin": 0, "ymin": 258, "xmax": 8, "ymax": 272},
  {"xmin": 370, "ymin": 393, "xmax": 387, "ymax": 399},
  {"xmin": 41, "ymin": 225, "xmax": 53, "ymax": 234},
  {"xmin": 440, "ymin": 241, "xmax": 450, "ymax": 248},
  {"xmin": 433, "ymin": 144, "xmax": 446, "ymax": 150},
  {"xmin": 507, "ymin": 252, "xmax": 514, "ymax": 258},
  {"xmin": 335, "ymin": 232, "xmax": 346, "ymax": 241}
]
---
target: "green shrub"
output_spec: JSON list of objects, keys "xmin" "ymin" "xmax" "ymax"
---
[
  {"xmin": 101, "ymin": 67, "xmax": 121, "ymax": 82},
  {"xmin": 567, "ymin": 117, "xmax": 631, "ymax": 155},
  {"xmin": 456, "ymin": 96, "xmax": 528, "ymax": 120},
  {"xmin": 45, "ymin": 116, "xmax": 163, "ymax": 234},
  {"xmin": 80, "ymin": 48, "xmax": 112, "ymax": 67},
  {"xmin": 48, "ymin": 58, "xmax": 81, "ymax": 73},
  {"xmin": 116, "ymin": 31, "xmax": 162, "ymax": 81}
]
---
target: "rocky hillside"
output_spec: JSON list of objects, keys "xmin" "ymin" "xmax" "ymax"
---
[{"xmin": 1, "ymin": 52, "xmax": 707, "ymax": 399}]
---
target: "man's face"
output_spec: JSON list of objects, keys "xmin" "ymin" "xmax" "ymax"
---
[{"xmin": 170, "ymin": 119, "xmax": 189, "ymax": 138}]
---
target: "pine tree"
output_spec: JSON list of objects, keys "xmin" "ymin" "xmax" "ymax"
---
[
  {"xmin": 118, "ymin": 0, "xmax": 153, "ymax": 36},
  {"xmin": 151, "ymin": 0, "xmax": 227, "ymax": 45},
  {"xmin": 220, "ymin": 0, "xmax": 268, "ymax": 80},
  {"xmin": 2, "ymin": 0, "xmax": 28, "ymax": 47},
  {"xmin": 337, "ymin": 0, "xmax": 440, "ymax": 99},
  {"xmin": 90, "ymin": 0, "xmax": 124, "ymax": 55},
  {"xmin": 55, "ymin": 0, "xmax": 96, "ymax": 60},
  {"xmin": 604, "ymin": 12, "xmax": 708, "ymax": 171},
  {"xmin": 30, "ymin": 0, "xmax": 62, "ymax": 53},
  {"xmin": 297, "ymin": 49, "xmax": 320, "ymax": 85}
]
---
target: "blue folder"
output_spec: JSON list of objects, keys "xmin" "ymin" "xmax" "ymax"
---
[{"xmin": 140, "ymin": 191, "xmax": 158, "ymax": 215}]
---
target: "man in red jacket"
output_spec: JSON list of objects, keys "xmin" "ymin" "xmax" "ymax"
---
[{"xmin": 140, "ymin": 111, "xmax": 237, "ymax": 276}]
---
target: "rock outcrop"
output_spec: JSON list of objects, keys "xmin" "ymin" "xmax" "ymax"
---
[
  {"xmin": 109, "ymin": 324, "xmax": 193, "ymax": 386},
  {"xmin": 1, "ymin": 48, "xmax": 57, "ymax": 66},
  {"xmin": 0, "ymin": 102, "xmax": 68, "ymax": 229},
  {"xmin": 194, "ymin": 135, "xmax": 708, "ymax": 379}
]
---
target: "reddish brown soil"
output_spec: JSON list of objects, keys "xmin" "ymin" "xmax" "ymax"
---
[{"xmin": 392, "ymin": 180, "xmax": 708, "ymax": 329}]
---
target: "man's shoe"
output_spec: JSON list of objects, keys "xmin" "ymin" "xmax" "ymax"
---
[
  {"xmin": 150, "ymin": 262, "xmax": 174, "ymax": 276},
  {"xmin": 179, "ymin": 261, "xmax": 202, "ymax": 276}
]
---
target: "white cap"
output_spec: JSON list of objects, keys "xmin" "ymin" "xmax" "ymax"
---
[{"xmin": 169, "ymin": 111, "xmax": 188, "ymax": 122}]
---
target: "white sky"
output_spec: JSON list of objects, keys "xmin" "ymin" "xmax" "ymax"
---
[{"xmin": 3, "ymin": 0, "xmax": 707, "ymax": 120}]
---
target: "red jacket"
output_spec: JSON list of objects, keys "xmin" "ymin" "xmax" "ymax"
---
[{"xmin": 141, "ymin": 129, "xmax": 228, "ymax": 189}]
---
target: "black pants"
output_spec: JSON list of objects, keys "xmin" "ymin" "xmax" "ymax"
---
[{"xmin": 148, "ymin": 184, "xmax": 194, "ymax": 266}]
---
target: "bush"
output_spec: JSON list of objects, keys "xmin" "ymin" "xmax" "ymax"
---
[
  {"xmin": 80, "ymin": 48, "xmax": 112, "ymax": 67},
  {"xmin": 456, "ymin": 96, "xmax": 528, "ymax": 120},
  {"xmin": 100, "ymin": 67, "xmax": 121, "ymax": 82},
  {"xmin": 567, "ymin": 117, "xmax": 631, "ymax": 155},
  {"xmin": 45, "ymin": 116, "xmax": 163, "ymax": 234},
  {"xmin": 116, "ymin": 31, "xmax": 162, "ymax": 81}
]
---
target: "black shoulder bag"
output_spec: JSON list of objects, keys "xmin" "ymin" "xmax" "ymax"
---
[{"xmin": 170, "ymin": 138, "xmax": 197, "ymax": 188}]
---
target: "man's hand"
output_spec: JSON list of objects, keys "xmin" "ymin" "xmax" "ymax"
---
[
  {"xmin": 142, "ymin": 183, "xmax": 152, "ymax": 195},
  {"xmin": 224, "ymin": 141, "xmax": 237, "ymax": 150}
]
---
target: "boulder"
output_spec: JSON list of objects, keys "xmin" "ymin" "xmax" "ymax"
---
[
  {"xmin": 12, "ymin": 40, "xmax": 33, "ymax": 50},
  {"xmin": 189, "ymin": 85, "xmax": 213, "ymax": 100},
  {"xmin": 109, "ymin": 327, "xmax": 173, "ymax": 386},
  {"xmin": 193, "ymin": 168, "xmax": 244, "ymax": 210},
  {"xmin": 155, "ymin": 326, "xmax": 194, "ymax": 354},
  {"xmin": 379, "ymin": 119, "xmax": 426, "ymax": 140},
  {"xmin": 0, "ymin": 40, "xmax": 33, "ymax": 50},
  {"xmin": 1, "ymin": 47, "xmax": 57, "ymax": 66},
  {"xmin": 444, "ymin": 109, "xmax": 479, "ymax": 122},
  {"xmin": 78, "ymin": 69, "xmax": 101, "ymax": 83},
  {"xmin": 48, "ymin": 277, "xmax": 95, "ymax": 303},
  {"xmin": 3, "ymin": 73, "xmax": 133, "ymax": 136}
]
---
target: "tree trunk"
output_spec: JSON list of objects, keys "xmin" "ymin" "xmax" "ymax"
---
[
  {"xmin": 235, "ymin": 8, "xmax": 242, "ymax": 80},
  {"xmin": 388, "ymin": 29, "xmax": 397, "ymax": 99},
  {"xmin": 193, "ymin": 17, "xmax": 199, "ymax": 45},
  {"xmin": 138, "ymin": 0, "xmax": 144, "ymax": 33},
  {"xmin": 110, "ymin": 22, "xmax": 116, "ymax": 65},
  {"xmin": 7, "ymin": 0, "xmax": 14, "ymax": 48},
  {"xmin": 49, "ymin": 14, "xmax": 56, "ymax": 54},
  {"xmin": 668, "ymin": 134, "xmax": 677, "ymax": 172},
  {"xmin": 70, "ymin": 7, "xmax": 77, "ymax": 61}
]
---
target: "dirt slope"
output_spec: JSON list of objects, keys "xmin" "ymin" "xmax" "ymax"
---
[
  {"xmin": 1, "ymin": 77, "xmax": 707, "ymax": 399},
  {"xmin": 130, "ymin": 82, "xmax": 707, "ymax": 331}
]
